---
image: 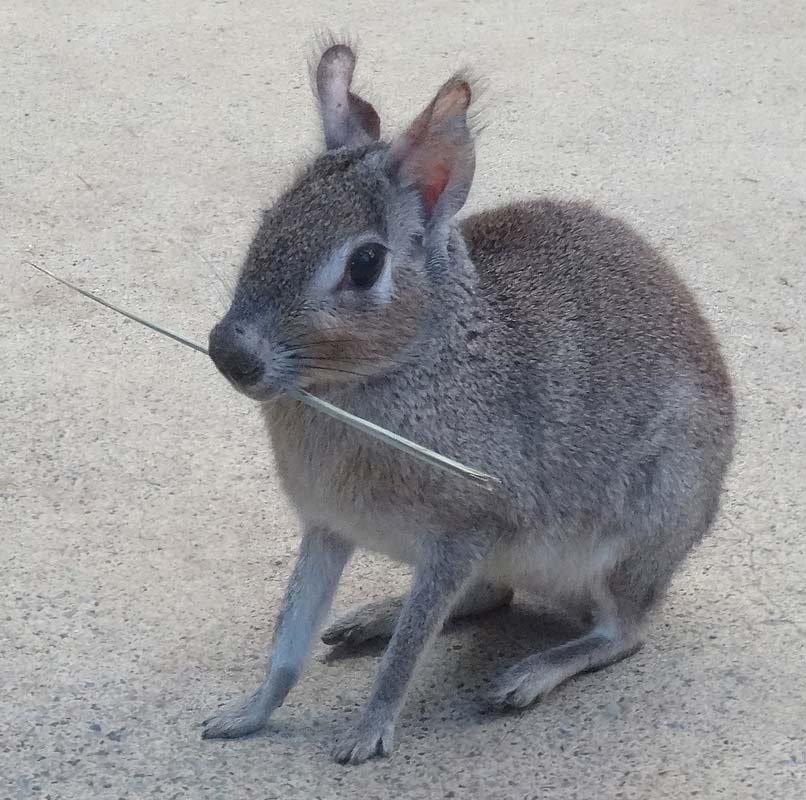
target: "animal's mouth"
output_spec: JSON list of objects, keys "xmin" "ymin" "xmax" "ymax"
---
[
  {"xmin": 230, "ymin": 363, "xmax": 368, "ymax": 404},
  {"xmin": 227, "ymin": 373, "xmax": 295, "ymax": 403}
]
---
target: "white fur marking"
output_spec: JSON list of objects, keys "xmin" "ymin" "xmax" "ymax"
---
[{"xmin": 308, "ymin": 234, "xmax": 393, "ymax": 304}]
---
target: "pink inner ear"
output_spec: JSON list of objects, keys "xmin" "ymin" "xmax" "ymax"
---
[{"xmin": 423, "ymin": 162, "xmax": 451, "ymax": 213}]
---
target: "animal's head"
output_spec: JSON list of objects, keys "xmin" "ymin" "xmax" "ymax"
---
[{"xmin": 209, "ymin": 43, "xmax": 476, "ymax": 400}]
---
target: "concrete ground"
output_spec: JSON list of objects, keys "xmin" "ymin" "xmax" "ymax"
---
[{"xmin": 2, "ymin": 1, "xmax": 804, "ymax": 798}]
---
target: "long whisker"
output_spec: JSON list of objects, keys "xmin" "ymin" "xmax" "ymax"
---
[
  {"xmin": 297, "ymin": 362, "xmax": 376, "ymax": 379},
  {"xmin": 192, "ymin": 245, "xmax": 237, "ymax": 310},
  {"xmin": 293, "ymin": 351, "xmax": 410, "ymax": 366},
  {"xmin": 286, "ymin": 330, "xmax": 402, "ymax": 351},
  {"xmin": 288, "ymin": 334, "xmax": 423, "ymax": 366},
  {"xmin": 288, "ymin": 337, "xmax": 358, "ymax": 348}
]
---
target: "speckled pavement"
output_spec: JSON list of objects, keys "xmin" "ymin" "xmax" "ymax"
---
[{"xmin": 2, "ymin": 2, "xmax": 804, "ymax": 798}]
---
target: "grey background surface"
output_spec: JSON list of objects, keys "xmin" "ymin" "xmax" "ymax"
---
[{"xmin": 2, "ymin": 1, "xmax": 804, "ymax": 798}]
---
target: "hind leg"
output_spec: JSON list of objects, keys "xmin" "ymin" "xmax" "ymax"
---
[
  {"xmin": 488, "ymin": 621, "xmax": 643, "ymax": 709},
  {"xmin": 322, "ymin": 580, "xmax": 513, "ymax": 648},
  {"xmin": 489, "ymin": 425, "xmax": 728, "ymax": 710},
  {"xmin": 488, "ymin": 567, "xmax": 649, "ymax": 709}
]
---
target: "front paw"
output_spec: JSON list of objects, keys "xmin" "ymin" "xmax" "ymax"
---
[
  {"xmin": 331, "ymin": 716, "xmax": 395, "ymax": 765},
  {"xmin": 201, "ymin": 691, "xmax": 268, "ymax": 740}
]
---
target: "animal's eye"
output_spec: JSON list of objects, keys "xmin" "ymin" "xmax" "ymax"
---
[{"xmin": 347, "ymin": 243, "xmax": 386, "ymax": 289}]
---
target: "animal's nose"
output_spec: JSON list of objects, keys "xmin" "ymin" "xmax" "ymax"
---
[{"xmin": 208, "ymin": 322, "xmax": 264, "ymax": 386}]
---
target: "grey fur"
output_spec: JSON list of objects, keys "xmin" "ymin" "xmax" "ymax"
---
[
  {"xmin": 321, "ymin": 580, "xmax": 513, "ymax": 647},
  {"xmin": 202, "ymin": 526, "xmax": 351, "ymax": 739},
  {"xmin": 204, "ymin": 42, "xmax": 735, "ymax": 764}
]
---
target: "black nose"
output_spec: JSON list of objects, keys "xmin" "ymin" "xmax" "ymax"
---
[{"xmin": 208, "ymin": 323, "xmax": 264, "ymax": 386}]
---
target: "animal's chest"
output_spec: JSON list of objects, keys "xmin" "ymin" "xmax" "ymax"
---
[{"xmin": 262, "ymin": 400, "xmax": 429, "ymax": 564}]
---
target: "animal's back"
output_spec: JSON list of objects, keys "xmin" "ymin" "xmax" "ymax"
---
[
  {"xmin": 460, "ymin": 199, "xmax": 735, "ymax": 516},
  {"xmin": 462, "ymin": 200, "xmax": 720, "ymax": 372}
]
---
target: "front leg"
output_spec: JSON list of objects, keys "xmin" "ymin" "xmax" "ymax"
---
[
  {"xmin": 203, "ymin": 525, "xmax": 352, "ymax": 739},
  {"xmin": 332, "ymin": 536, "xmax": 485, "ymax": 764}
]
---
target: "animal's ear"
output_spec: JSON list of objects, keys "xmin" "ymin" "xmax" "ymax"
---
[
  {"xmin": 388, "ymin": 76, "xmax": 475, "ymax": 227},
  {"xmin": 314, "ymin": 44, "xmax": 380, "ymax": 150}
]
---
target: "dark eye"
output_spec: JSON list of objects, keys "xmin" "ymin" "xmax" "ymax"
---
[{"xmin": 347, "ymin": 243, "xmax": 386, "ymax": 289}]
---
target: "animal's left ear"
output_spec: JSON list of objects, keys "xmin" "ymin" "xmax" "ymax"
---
[
  {"xmin": 315, "ymin": 44, "xmax": 381, "ymax": 150},
  {"xmin": 388, "ymin": 76, "xmax": 475, "ymax": 228}
]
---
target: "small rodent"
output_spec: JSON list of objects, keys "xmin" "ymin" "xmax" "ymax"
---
[{"xmin": 204, "ymin": 41, "xmax": 735, "ymax": 765}]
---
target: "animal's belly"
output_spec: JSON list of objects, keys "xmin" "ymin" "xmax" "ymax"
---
[{"xmin": 483, "ymin": 534, "xmax": 621, "ymax": 603}]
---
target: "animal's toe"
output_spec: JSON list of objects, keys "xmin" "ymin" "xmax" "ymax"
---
[
  {"xmin": 201, "ymin": 699, "xmax": 266, "ymax": 739},
  {"xmin": 321, "ymin": 621, "xmax": 363, "ymax": 646},
  {"xmin": 488, "ymin": 666, "xmax": 550, "ymax": 710},
  {"xmin": 331, "ymin": 721, "xmax": 394, "ymax": 765}
]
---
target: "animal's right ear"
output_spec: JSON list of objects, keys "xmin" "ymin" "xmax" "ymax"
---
[
  {"xmin": 387, "ymin": 76, "xmax": 475, "ymax": 230},
  {"xmin": 314, "ymin": 44, "xmax": 380, "ymax": 150}
]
